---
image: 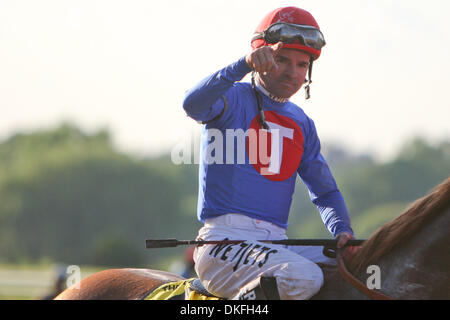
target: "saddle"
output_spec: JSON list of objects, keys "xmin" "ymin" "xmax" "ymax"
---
[
  {"xmin": 145, "ymin": 263, "xmax": 339, "ymax": 300},
  {"xmin": 145, "ymin": 277, "xmax": 222, "ymax": 300}
]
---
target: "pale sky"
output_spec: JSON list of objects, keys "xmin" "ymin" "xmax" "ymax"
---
[{"xmin": 1, "ymin": 0, "xmax": 449, "ymax": 161}]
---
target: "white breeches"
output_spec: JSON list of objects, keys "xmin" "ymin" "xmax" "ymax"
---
[{"xmin": 193, "ymin": 213, "xmax": 336, "ymax": 300}]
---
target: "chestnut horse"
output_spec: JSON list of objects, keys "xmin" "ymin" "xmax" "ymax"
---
[{"xmin": 55, "ymin": 177, "xmax": 450, "ymax": 300}]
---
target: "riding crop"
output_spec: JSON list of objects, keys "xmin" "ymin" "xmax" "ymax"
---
[{"xmin": 145, "ymin": 238, "xmax": 365, "ymax": 249}]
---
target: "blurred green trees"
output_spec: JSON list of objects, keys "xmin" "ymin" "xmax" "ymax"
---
[
  {"xmin": 0, "ymin": 123, "xmax": 448, "ymax": 268},
  {"xmin": 0, "ymin": 123, "xmax": 200, "ymax": 267}
]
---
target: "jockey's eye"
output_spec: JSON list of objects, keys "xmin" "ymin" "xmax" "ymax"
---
[
  {"xmin": 276, "ymin": 56, "xmax": 289, "ymax": 64},
  {"xmin": 297, "ymin": 61, "xmax": 309, "ymax": 69}
]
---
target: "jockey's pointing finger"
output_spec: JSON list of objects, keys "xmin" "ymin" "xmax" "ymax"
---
[
  {"xmin": 245, "ymin": 42, "xmax": 283, "ymax": 74},
  {"xmin": 263, "ymin": 50, "xmax": 278, "ymax": 71},
  {"xmin": 262, "ymin": 42, "xmax": 282, "ymax": 73},
  {"xmin": 270, "ymin": 41, "xmax": 284, "ymax": 56},
  {"xmin": 255, "ymin": 54, "xmax": 266, "ymax": 73},
  {"xmin": 259, "ymin": 51, "xmax": 275, "ymax": 73}
]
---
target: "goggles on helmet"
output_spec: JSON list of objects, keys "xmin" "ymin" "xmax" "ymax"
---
[{"xmin": 252, "ymin": 22, "xmax": 326, "ymax": 51}]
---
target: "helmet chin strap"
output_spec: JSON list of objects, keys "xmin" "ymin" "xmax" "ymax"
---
[
  {"xmin": 251, "ymin": 72, "xmax": 270, "ymax": 130},
  {"xmin": 304, "ymin": 57, "xmax": 313, "ymax": 99}
]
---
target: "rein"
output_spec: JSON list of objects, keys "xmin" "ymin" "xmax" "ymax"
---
[{"xmin": 337, "ymin": 250, "xmax": 395, "ymax": 300}]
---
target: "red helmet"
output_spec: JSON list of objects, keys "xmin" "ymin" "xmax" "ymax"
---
[{"xmin": 251, "ymin": 7, "xmax": 323, "ymax": 60}]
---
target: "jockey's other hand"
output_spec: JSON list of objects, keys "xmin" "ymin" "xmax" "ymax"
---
[
  {"xmin": 336, "ymin": 232, "xmax": 359, "ymax": 260},
  {"xmin": 245, "ymin": 42, "xmax": 283, "ymax": 74}
]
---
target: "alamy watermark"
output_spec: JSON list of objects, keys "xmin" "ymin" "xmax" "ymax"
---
[
  {"xmin": 366, "ymin": 264, "xmax": 381, "ymax": 289},
  {"xmin": 171, "ymin": 125, "xmax": 294, "ymax": 176},
  {"xmin": 66, "ymin": 265, "xmax": 81, "ymax": 290}
]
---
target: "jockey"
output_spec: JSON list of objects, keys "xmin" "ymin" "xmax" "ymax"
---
[{"xmin": 182, "ymin": 6, "xmax": 355, "ymax": 300}]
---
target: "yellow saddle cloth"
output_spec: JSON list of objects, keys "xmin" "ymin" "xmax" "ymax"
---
[{"xmin": 145, "ymin": 278, "xmax": 221, "ymax": 300}]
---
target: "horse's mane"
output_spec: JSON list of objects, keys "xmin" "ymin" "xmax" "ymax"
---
[{"xmin": 347, "ymin": 177, "xmax": 450, "ymax": 273}]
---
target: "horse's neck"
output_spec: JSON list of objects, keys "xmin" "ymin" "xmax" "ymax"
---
[
  {"xmin": 374, "ymin": 206, "xmax": 450, "ymax": 299},
  {"xmin": 316, "ymin": 206, "xmax": 450, "ymax": 300},
  {"xmin": 313, "ymin": 265, "xmax": 369, "ymax": 300}
]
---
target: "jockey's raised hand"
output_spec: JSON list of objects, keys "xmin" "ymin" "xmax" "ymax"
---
[{"xmin": 245, "ymin": 42, "xmax": 283, "ymax": 74}]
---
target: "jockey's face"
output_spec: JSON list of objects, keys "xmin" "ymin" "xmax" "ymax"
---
[{"xmin": 258, "ymin": 48, "xmax": 311, "ymax": 99}]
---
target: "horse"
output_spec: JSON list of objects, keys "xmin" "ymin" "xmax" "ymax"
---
[{"xmin": 55, "ymin": 177, "xmax": 450, "ymax": 300}]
